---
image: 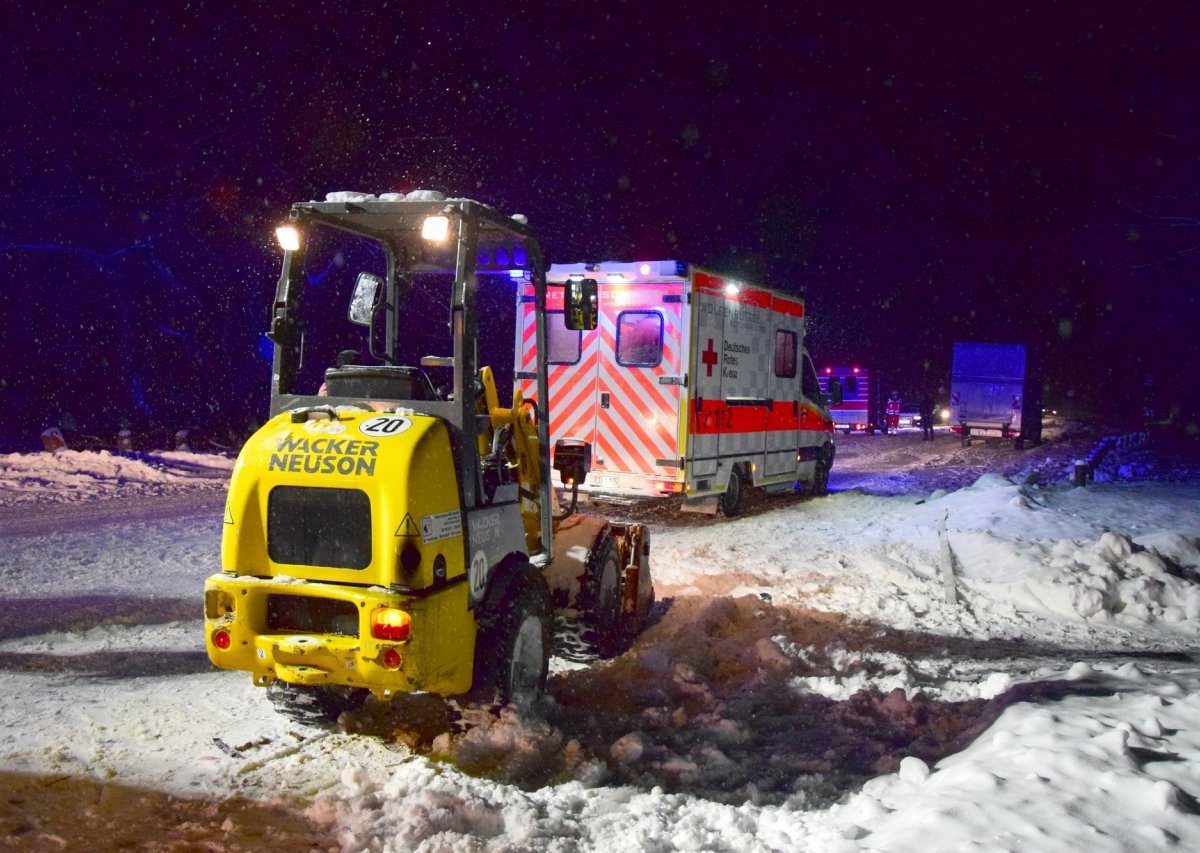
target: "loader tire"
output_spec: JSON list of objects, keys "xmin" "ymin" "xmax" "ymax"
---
[
  {"xmin": 577, "ymin": 530, "xmax": 624, "ymax": 659},
  {"xmin": 718, "ymin": 465, "xmax": 745, "ymax": 517},
  {"xmin": 266, "ymin": 681, "xmax": 369, "ymax": 728},
  {"xmin": 474, "ymin": 565, "xmax": 552, "ymax": 706}
]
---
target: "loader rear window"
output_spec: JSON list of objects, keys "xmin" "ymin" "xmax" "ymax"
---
[
  {"xmin": 616, "ymin": 311, "xmax": 663, "ymax": 367},
  {"xmin": 547, "ymin": 311, "xmax": 581, "ymax": 364},
  {"xmin": 267, "ymin": 486, "xmax": 371, "ymax": 569}
]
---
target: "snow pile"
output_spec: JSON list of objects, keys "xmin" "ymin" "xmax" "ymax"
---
[
  {"xmin": 957, "ymin": 529, "xmax": 1200, "ymax": 627},
  {"xmin": 0, "ymin": 449, "xmax": 231, "ymax": 506},
  {"xmin": 653, "ymin": 467, "xmax": 1200, "ymax": 641},
  {"xmin": 850, "ymin": 662, "xmax": 1200, "ymax": 852}
]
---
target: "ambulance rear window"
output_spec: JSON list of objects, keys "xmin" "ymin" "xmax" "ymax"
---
[
  {"xmin": 547, "ymin": 311, "xmax": 581, "ymax": 364},
  {"xmin": 616, "ymin": 311, "xmax": 663, "ymax": 367},
  {"xmin": 267, "ymin": 486, "xmax": 372, "ymax": 569}
]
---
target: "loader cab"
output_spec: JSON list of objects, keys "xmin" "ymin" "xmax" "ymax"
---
[{"xmin": 266, "ymin": 192, "xmax": 556, "ymax": 555}]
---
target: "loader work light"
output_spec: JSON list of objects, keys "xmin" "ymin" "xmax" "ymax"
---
[
  {"xmin": 370, "ymin": 607, "xmax": 412, "ymax": 642},
  {"xmin": 421, "ymin": 215, "xmax": 450, "ymax": 242},
  {"xmin": 275, "ymin": 225, "xmax": 301, "ymax": 251}
]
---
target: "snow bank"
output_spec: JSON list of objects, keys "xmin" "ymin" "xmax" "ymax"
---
[{"xmin": 0, "ymin": 449, "xmax": 231, "ymax": 506}]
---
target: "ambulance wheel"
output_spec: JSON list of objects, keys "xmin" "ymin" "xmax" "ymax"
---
[
  {"xmin": 811, "ymin": 446, "xmax": 833, "ymax": 496},
  {"xmin": 266, "ymin": 681, "xmax": 369, "ymax": 728},
  {"xmin": 719, "ymin": 466, "xmax": 745, "ymax": 517},
  {"xmin": 578, "ymin": 530, "xmax": 624, "ymax": 659},
  {"xmin": 475, "ymin": 566, "xmax": 551, "ymax": 705}
]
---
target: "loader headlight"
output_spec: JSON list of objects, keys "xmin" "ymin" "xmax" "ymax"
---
[
  {"xmin": 275, "ymin": 225, "xmax": 301, "ymax": 252},
  {"xmin": 371, "ymin": 607, "xmax": 412, "ymax": 642},
  {"xmin": 422, "ymin": 215, "xmax": 450, "ymax": 242}
]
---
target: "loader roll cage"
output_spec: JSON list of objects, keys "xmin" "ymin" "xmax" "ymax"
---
[{"xmin": 266, "ymin": 196, "xmax": 555, "ymax": 560}]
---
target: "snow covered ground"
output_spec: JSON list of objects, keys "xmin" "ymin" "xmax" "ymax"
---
[{"xmin": 1, "ymin": 429, "xmax": 1199, "ymax": 850}]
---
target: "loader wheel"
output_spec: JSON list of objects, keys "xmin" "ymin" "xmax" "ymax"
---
[
  {"xmin": 578, "ymin": 531, "xmax": 624, "ymax": 659},
  {"xmin": 474, "ymin": 566, "xmax": 551, "ymax": 706},
  {"xmin": 266, "ymin": 681, "xmax": 369, "ymax": 728},
  {"xmin": 718, "ymin": 465, "xmax": 745, "ymax": 517}
]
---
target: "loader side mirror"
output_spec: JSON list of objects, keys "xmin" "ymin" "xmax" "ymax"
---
[
  {"xmin": 564, "ymin": 278, "xmax": 598, "ymax": 331},
  {"xmin": 553, "ymin": 438, "xmax": 592, "ymax": 486},
  {"xmin": 349, "ymin": 272, "xmax": 384, "ymax": 326}
]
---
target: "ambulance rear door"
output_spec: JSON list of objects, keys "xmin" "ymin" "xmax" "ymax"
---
[
  {"xmin": 516, "ymin": 284, "xmax": 600, "ymax": 480},
  {"xmin": 591, "ymin": 278, "xmax": 685, "ymax": 490}
]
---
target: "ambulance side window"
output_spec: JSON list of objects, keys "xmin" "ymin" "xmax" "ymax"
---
[
  {"xmin": 547, "ymin": 311, "xmax": 581, "ymax": 364},
  {"xmin": 802, "ymin": 354, "xmax": 823, "ymax": 401},
  {"xmin": 774, "ymin": 330, "xmax": 797, "ymax": 378},
  {"xmin": 616, "ymin": 311, "xmax": 663, "ymax": 367}
]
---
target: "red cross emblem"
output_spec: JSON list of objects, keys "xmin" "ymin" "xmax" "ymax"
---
[{"xmin": 701, "ymin": 338, "xmax": 719, "ymax": 376}]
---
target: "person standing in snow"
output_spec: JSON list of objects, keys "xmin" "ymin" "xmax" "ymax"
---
[
  {"xmin": 919, "ymin": 392, "xmax": 935, "ymax": 441},
  {"xmin": 885, "ymin": 391, "xmax": 901, "ymax": 435}
]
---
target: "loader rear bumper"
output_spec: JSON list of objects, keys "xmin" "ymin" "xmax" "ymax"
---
[{"xmin": 203, "ymin": 573, "xmax": 474, "ymax": 698}]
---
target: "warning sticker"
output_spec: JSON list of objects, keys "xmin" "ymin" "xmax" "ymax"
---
[
  {"xmin": 421, "ymin": 510, "xmax": 462, "ymax": 544},
  {"xmin": 395, "ymin": 513, "xmax": 420, "ymax": 537}
]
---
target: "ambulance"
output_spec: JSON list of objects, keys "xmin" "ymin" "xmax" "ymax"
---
[
  {"xmin": 514, "ymin": 261, "xmax": 836, "ymax": 515},
  {"xmin": 817, "ymin": 366, "xmax": 882, "ymax": 434}
]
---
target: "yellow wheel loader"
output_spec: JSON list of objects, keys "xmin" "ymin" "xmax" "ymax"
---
[{"xmin": 204, "ymin": 191, "xmax": 653, "ymax": 725}]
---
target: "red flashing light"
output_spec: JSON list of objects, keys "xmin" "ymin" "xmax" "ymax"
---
[
  {"xmin": 853, "ymin": 367, "xmax": 860, "ymax": 373},
  {"xmin": 212, "ymin": 629, "xmax": 231, "ymax": 650},
  {"xmin": 371, "ymin": 608, "xmax": 412, "ymax": 642}
]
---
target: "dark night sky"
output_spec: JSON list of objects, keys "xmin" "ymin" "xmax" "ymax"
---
[{"xmin": 2, "ymin": 1, "xmax": 1198, "ymax": 449}]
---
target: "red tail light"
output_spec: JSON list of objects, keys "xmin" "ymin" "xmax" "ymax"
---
[
  {"xmin": 371, "ymin": 608, "xmax": 412, "ymax": 642},
  {"xmin": 212, "ymin": 629, "xmax": 231, "ymax": 650}
]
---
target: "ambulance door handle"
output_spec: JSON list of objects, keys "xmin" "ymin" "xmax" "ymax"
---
[{"xmin": 601, "ymin": 392, "xmax": 610, "ymax": 409}]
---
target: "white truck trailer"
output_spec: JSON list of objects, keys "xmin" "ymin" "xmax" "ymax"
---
[{"xmin": 949, "ymin": 342, "xmax": 1041, "ymax": 448}]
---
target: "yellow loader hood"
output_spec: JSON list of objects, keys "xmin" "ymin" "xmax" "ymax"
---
[{"xmin": 221, "ymin": 408, "xmax": 465, "ymax": 590}]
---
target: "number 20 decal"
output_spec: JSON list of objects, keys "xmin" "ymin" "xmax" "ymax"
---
[{"xmin": 358, "ymin": 414, "xmax": 413, "ymax": 437}]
